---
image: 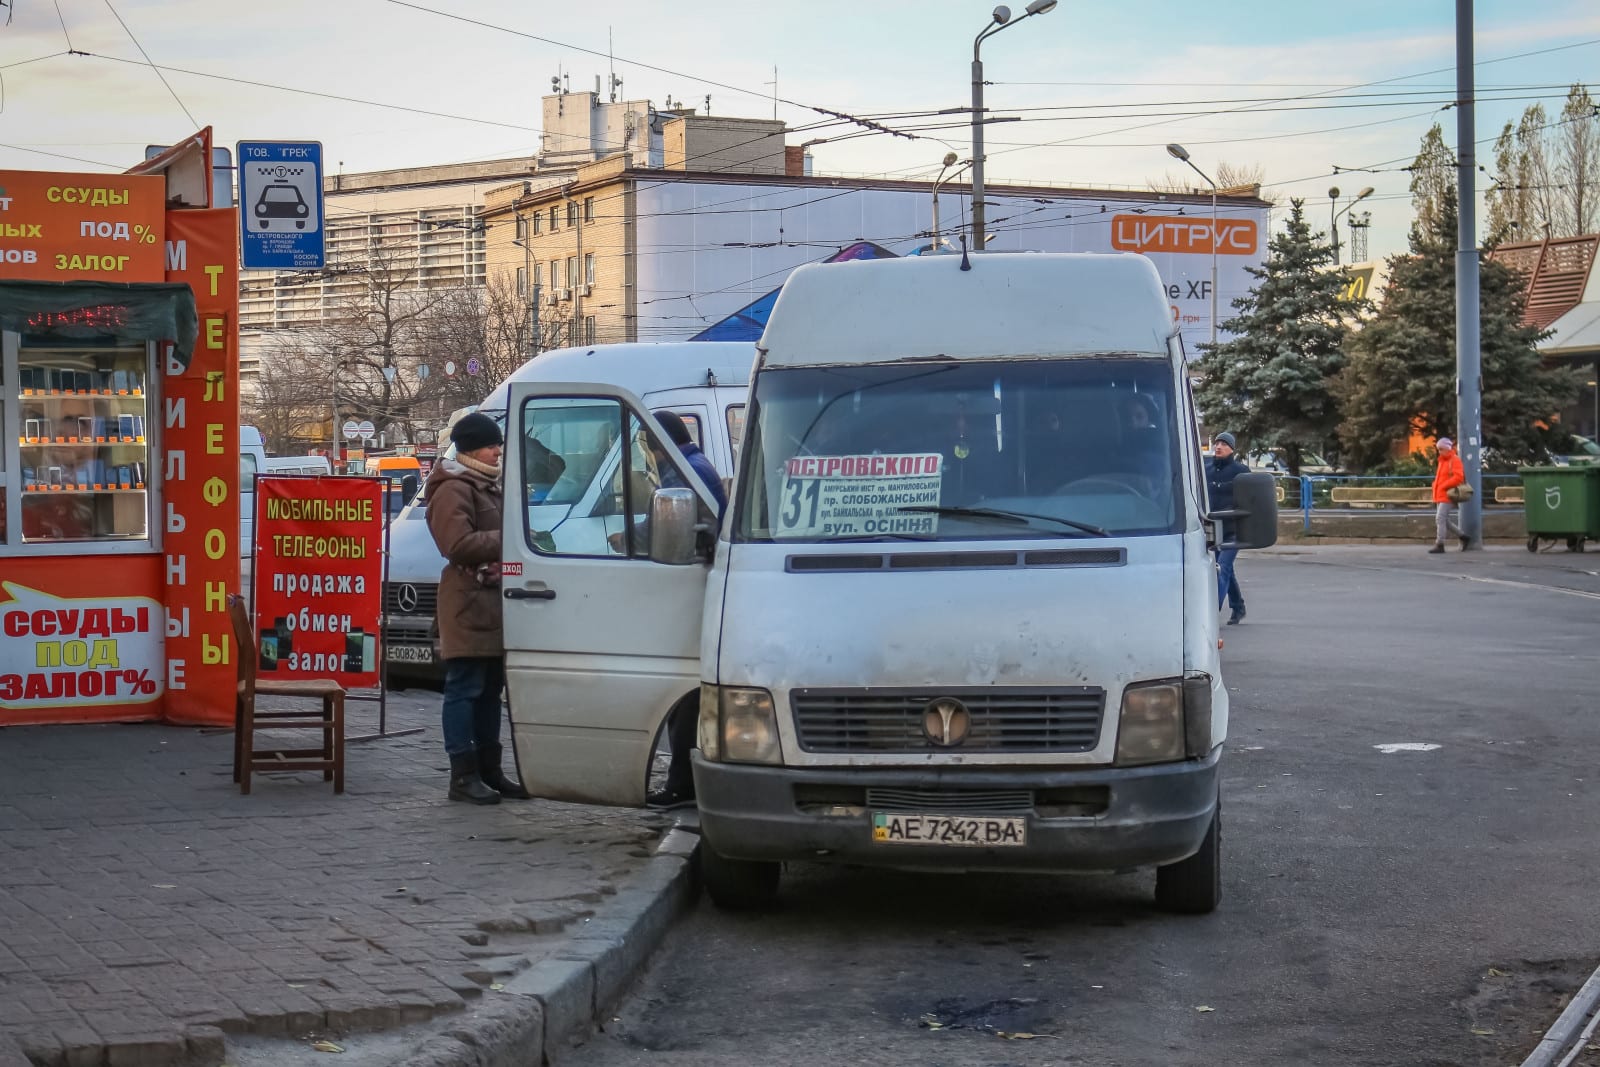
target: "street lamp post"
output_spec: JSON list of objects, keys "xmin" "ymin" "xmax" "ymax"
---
[
  {"xmin": 931, "ymin": 152, "xmax": 973, "ymax": 254},
  {"xmin": 970, "ymin": 0, "xmax": 1058, "ymax": 250},
  {"xmin": 1331, "ymin": 186, "xmax": 1375, "ymax": 265},
  {"xmin": 1166, "ymin": 143, "xmax": 1218, "ymax": 350}
]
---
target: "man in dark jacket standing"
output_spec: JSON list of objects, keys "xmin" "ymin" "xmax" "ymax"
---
[
  {"xmin": 1204, "ymin": 432, "xmax": 1248, "ymax": 625},
  {"xmin": 426, "ymin": 413, "xmax": 531, "ymax": 804}
]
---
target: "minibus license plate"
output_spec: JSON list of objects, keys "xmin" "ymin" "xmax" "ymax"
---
[
  {"xmin": 386, "ymin": 645, "xmax": 433, "ymax": 664},
  {"xmin": 872, "ymin": 812, "xmax": 1026, "ymax": 848}
]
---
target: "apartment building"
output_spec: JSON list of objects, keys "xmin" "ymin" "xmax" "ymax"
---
[{"xmin": 482, "ymin": 147, "xmax": 1269, "ymax": 356}]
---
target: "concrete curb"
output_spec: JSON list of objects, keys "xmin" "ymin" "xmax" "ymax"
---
[
  {"xmin": 1520, "ymin": 959, "xmax": 1600, "ymax": 1067},
  {"xmin": 394, "ymin": 820, "xmax": 701, "ymax": 1067}
]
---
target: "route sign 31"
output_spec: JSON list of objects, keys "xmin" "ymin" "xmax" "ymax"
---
[{"xmin": 237, "ymin": 141, "xmax": 325, "ymax": 269}]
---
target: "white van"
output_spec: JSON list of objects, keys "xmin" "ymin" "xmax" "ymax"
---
[
  {"xmin": 500, "ymin": 254, "xmax": 1277, "ymax": 914},
  {"xmin": 240, "ymin": 426, "xmax": 268, "ymax": 558},
  {"xmin": 382, "ymin": 341, "xmax": 755, "ymax": 684},
  {"xmin": 264, "ymin": 454, "xmax": 333, "ymax": 477}
]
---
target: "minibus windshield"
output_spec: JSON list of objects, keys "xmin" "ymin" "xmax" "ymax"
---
[{"xmin": 733, "ymin": 357, "xmax": 1184, "ymax": 544}]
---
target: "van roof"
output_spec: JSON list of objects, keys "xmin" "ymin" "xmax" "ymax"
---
[
  {"xmin": 479, "ymin": 341, "xmax": 755, "ymax": 412},
  {"xmin": 759, "ymin": 253, "xmax": 1176, "ymax": 368}
]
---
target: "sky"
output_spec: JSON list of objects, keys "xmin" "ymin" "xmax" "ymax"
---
[{"xmin": 0, "ymin": 0, "xmax": 1596, "ymax": 262}]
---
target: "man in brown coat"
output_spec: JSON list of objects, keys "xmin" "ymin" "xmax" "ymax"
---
[{"xmin": 426, "ymin": 412, "xmax": 530, "ymax": 804}]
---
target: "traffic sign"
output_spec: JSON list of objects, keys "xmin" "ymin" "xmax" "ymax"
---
[
  {"xmin": 237, "ymin": 141, "xmax": 325, "ymax": 269},
  {"xmin": 357, "ymin": 420, "xmax": 376, "ymax": 441},
  {"xmin": 466, "ymin": 358, "xmax": 481, "ymax": 376},
  {"xmin": 342, "ymin": 419, "xmax": 361, "ymax": 441}
]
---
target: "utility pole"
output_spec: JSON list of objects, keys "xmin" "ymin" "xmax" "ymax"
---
[{"xmin": 1456, "ymin": 0, "xmax": 1483, "ymax": 548}]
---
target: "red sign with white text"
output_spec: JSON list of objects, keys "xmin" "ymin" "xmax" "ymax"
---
[{"xmin": 253, "ymin": 477, "xmax": 383, "ymax": 687}]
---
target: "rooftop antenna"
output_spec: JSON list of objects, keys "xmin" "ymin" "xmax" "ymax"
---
[
  {"xmin": 608, "ymin": 27, "xmax": 617, "ymax": 102},
  {"xmin": 763, "ymin": 67, "xmax": 778, "ymax": 121},
  {"xmin": 704, "ymin": 94, "xmax": 711, "ymax": 115}
]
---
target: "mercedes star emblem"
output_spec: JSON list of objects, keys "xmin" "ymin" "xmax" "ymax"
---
[
  {"xmin": 922, "ymin": 698, "xmax": 972, "ymax": 747},
  {"xmin": 396, "ymin": 584, "xmax": 419, "ymax": 612}
]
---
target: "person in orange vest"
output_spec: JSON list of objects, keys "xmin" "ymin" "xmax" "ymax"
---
[{"xmin": 1430, "ymin": 437, "xmax": 1467, "ymax": 554}]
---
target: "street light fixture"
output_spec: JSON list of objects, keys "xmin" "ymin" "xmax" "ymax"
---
[
  {"xmin": 970, "ymin": 0, "xmax": 1058, "ymax": 250},
  {"xmin": 1331, "ymin": 186, "xmax": 1375, "ymax": 265},
  {"xmin": 931, "ymin": 151, "xmax": 974, "ymax": 254},
  {"xmin": 1166, "ymin": 142, "xmax": 1218, "ymax": 350}
]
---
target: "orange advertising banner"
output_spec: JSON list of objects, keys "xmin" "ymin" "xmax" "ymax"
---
[
  {"xmin": 161, "ymin": 208, "xmax": 241, "ymax": 725},
  {"xmin": 0, "ymin": 555, "xmax": 165, "ymax": 725},
  {"xmin": 0, "ymin": 169, "xmax": 167, "ymax": 282},
  {"xmin": 1110, "ymin": 215, "xmax": 1259, "ymax": 256}
]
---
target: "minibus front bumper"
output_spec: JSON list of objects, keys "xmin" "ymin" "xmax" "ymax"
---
[{"xmin": 691, "ymin": 749, "xmax": 1219, "ymax": 873}]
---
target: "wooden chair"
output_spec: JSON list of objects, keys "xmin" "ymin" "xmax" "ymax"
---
[{"xmin": 228, "ymin": 594, "xmax": 346, "ymax": 795}]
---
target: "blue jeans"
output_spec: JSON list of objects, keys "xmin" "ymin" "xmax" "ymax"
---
[
  {"xmin": 442, "ymin": 657, "xmax": 505, "ymax": 757},
  {"xmin": 1216, "ymin": 547, "xmax": 1244, "ymax": 614}
]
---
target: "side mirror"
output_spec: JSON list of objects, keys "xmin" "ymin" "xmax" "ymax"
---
[
  {"xmin": 1227, "ymin": 472, "xmax": 1279, "ymax": 549},
  {"xmin": 400, "ymin": 473, "xmax": 419, "ymax": 505},
  {"xmin": 648, "ymin": 487, "xmax": 700, "ymax": 565}
]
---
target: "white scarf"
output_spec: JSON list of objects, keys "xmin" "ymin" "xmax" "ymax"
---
[{"xmin": 457, "ymin": 453, "xmax": 502, "ymax": 480}]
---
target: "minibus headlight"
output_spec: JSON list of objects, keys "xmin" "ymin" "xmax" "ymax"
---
[
  {"xmin": 719, "ymin": 687, "xmax": 782, "ymax": 765},
  {"xmin": 1115, "ymin": 681, "xmax": 1185, "ymax": 766},
  {"xmin": 697, "ymin": 684, "xmax": 721, "ymax": 761}
]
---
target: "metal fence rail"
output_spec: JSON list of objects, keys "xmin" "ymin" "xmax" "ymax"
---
[{"xmin": 1272, "ymin": 474, "xmax": 1526, "ymax": 532}]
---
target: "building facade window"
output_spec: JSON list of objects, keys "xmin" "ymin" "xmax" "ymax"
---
[
  {"xmin": 566, "ymin": 256, "xmax": 578, "ymax": 289},
  {"xmin": 584, "ymin": 253, "xmax": 596, "ymax": 286},
  {"xmin": 584, "ymin": 197, "xmax": 595, "ymax": 223},
  {"xmin": 584, "ymin": 316, "xmax": 596, "ymax": 345},
  {"xmin": 516, "ymin": 266, "xmax": 526, "ymax": 295},
  {"xmin": 533, "ymin": 262, "xmax": 543, "ymax": 291},
  {"xmin": 550, "ymin": 260, "xmax": 559, "ymax": 293},
  {"xmin": 515, "ymin": 216, "xmax": 527, "ymax": 241},
  {"xmin": 531, "ymin": 212, "xmax": 541, "ymax": 235},
  {"xmin": 566, "ymin": 201, "xmax": 578, "ymax": 227},
  {"xmin": 548, "ymin": 206, "xmax": 558, "ymax": 231}
]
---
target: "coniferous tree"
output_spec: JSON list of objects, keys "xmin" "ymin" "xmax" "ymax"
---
[
  {"xmin": 1192, "ymin": 199, "xmax": 1356, "ymax": 475},
  {"xmin": 1334, "ymin": 190, "xmax": 1580, "ymax": 470}
]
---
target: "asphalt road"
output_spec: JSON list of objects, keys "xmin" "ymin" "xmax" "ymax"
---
[{"xmin": 559, "ymin": 546, "xmax": 1600, "ymax": 1067}]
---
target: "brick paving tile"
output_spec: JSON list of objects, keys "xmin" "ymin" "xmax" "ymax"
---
[{"xmin": 0, "ymin": 693, "xmax": 667, "ymax": 1066}]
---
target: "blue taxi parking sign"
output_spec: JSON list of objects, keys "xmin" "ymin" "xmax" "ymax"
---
[{"xmin": 237, "ymin": 141, "xmax": 325, "ymax": 269}]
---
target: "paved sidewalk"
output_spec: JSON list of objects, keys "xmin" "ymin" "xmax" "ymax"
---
[{"xmin": 0, "ymin": 693, "xmax": 671, "ymax": 1067}]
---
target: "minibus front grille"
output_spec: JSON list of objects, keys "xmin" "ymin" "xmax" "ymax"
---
[
  {"xmin": 383, "ymin": 582, "xmax": 438, "ymax": 616},
  {"xmin": 791, "ymin": 687, "xmax": 1105, "ymax": 753}
]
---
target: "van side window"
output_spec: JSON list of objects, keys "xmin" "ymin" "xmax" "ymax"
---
[
  {"xmin": 519, "ymin": 396, "xmax": 700, "ymax": 559},
  {"xmin": 725, "ymin": 404, "xmax": 745, "ymax": 463}
]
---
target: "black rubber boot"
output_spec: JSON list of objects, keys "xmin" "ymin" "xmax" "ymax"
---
[
  {"xmin": 478, "ymin": 742, "xmax": 531, "ymax": 800},
  {"xmin": 448, "ymin": 752, "xmax": 501, "ymax": 805}
]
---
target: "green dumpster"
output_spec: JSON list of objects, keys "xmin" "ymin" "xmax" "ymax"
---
[{"xmin": 1519, "ymin": 465, "xmax": 1600, "ymax": 552}]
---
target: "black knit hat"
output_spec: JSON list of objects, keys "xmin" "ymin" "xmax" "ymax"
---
[
  {"xmin": 652, "ymin": 410, "xmax": 694, "ymax": 447},
  {"xmin": 451, "ymin": 412, "xmax": 503, "ymax": 453}
]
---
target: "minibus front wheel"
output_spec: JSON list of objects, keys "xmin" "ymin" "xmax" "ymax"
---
[
  {"xmin": 701, "ymin": 845, "xmax": 780, "ymax": 911},
  {"xmin": 1154, "ymin": 793, "xmax": 1221, "ymax": 915}
]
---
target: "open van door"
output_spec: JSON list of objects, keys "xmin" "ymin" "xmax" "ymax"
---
[{"xmin": 501, "ymin": 381, "xmax": 721, "ymax": 806}]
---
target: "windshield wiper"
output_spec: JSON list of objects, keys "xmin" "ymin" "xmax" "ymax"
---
[{"xmin": 896, "ymin": 505, "xmax": 1108, "ymax": 538}]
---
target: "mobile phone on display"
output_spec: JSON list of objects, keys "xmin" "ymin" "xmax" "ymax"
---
[
  {"xmin": 132, "ymin": 462, "xmax": 145, "ymax": 487},
  {"xmin": 24, "ymin": 418, "xmax": 42, "ymax": 440},
  {"xmin": 118, "ymin": 414, "xmax": 136, "ymax": 438},
  {"xmin": 344, "ymin": 630, "xmax": 365, "ymax": 673},
  {"xmin": 20, "ymin": 367, "xmax": 37, "ymax": 392},
  {"xmin": 77, "ymin": 417, "xmax": 94, "ymax": 440},
  {"xmin": 22, "ymin": 466, "xmax": 35, "ymax": 488},
  {"xmin": 74, "ymin": 465, "xmax": 90, "ymax": 488},
  {"xmin": 75, "ymin": 371, "xmax": 93, "ymax": 393},
  {"xmin": 259, "ymin": 633, "xmax": 279, "ymax": 671},
  {"xmin": 117, "ymin": 465, "xmax": 132, "ymax": 488},
  {"xmin": 47, "ymin": 466, "xmax": 64, "ymax": 488}
]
